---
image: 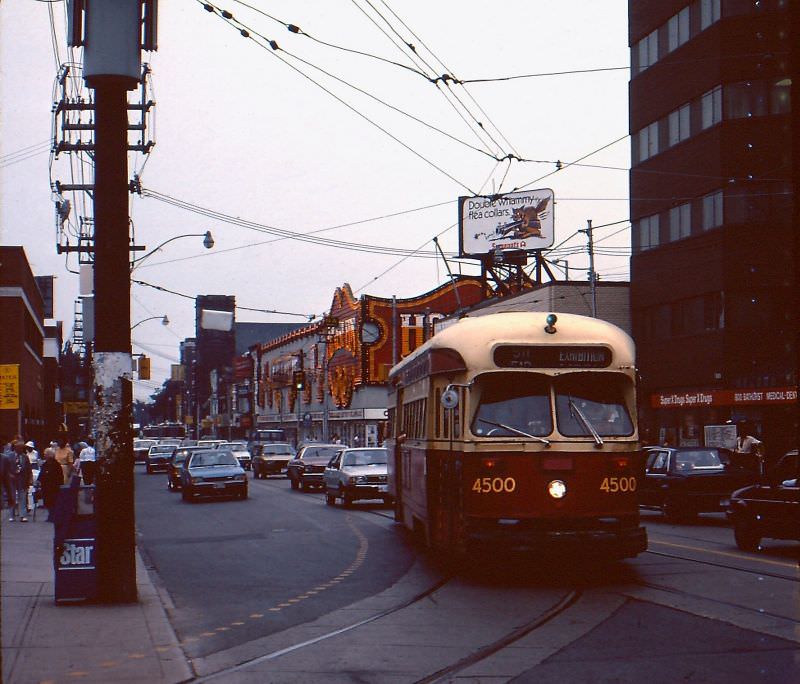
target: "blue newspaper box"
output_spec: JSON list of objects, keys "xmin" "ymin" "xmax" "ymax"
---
[{"xmin": 53, "ymin": 482, "xmax": 97, "ymax": 603}]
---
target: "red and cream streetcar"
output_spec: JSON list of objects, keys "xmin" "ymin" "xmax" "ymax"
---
[{"xmin": 385, "ymin": 311, "xmax": 647, "ymax": 559}]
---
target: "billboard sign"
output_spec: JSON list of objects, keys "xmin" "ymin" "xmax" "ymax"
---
[{"xmin": 458, "ymin": 188, "xmax": 554, "ymax": 257}]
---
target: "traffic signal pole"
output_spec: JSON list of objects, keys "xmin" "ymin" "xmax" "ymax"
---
[{"xmin": 92, "ymin": 77, "xmax": 137, "ymax": 603}]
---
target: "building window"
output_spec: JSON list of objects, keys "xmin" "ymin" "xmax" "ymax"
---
[
  {"xmin": 668, "ymin": 103, "xmax": 691, "ymax": 146},
  {"xmin": 701, "ymin": 86, "xmax": 722, "ymax": 129},
  {"xmin": 636, "ymin": 29, "xmax": 659, "ymax": 73},
  {"xmin": 703, "ymin": 292, "xmax": 724, "ymax": 330},
  {"xmin": 725, "ymin": 81, "xmax": 768, "ymax": 119},
  {"xmin": 669, "ymin": 202, "xmax": 692, "ymax": 242},
  {"xmin": 668, "ymin": 7, "xmax": 690, "ymax": 52},
  {"xmin": 638, "ymin": 121, "xmax": 659, "ymax": 162},
  {"xmin": 638, "ymin": 214, "xmax": 660, "ymax": 251},
  {"xmin": 702, "ymin": 190, "xmax": 723, "ymax": 230},
  {"xmin": 700, "ymin": 0, "xmax": 721, "ymax": 30},
  {"xmin": 770, "ymin": 78, "xmax": 792, "ymax": 114}
]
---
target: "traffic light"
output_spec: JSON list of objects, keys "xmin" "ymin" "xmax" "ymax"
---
[
  {"xmin": 293, "ymin": 370, "xmax": 305, "ymax": 390},
  {"xmin": 138, "ymin": 356, "xmax": 151, "ymax": 380}
]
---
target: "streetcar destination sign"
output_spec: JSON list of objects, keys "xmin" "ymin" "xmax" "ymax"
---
[{"xmin": 494, "ymin": 345, "xmax": 612, "ymax": 369}]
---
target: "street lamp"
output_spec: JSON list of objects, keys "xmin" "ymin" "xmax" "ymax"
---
[
  {"xmin": 130, "ymin": 231, "xmax": 214, "ymax": 270},
  {"xmin": 131, "ymin": 314, "xmax": 169, "ymax": 330},
  {"xmin": 316, "ymin": 315, "xmax": 339, "ymax": 443}
]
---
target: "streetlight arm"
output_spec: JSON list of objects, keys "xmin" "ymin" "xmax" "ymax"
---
[
  {"xmin": 130, "ymin": 231, "xmax": 214, "ymax": 270},
  {"xmin": 131, "ymin": 315, "xmax": 169, "ymax": 330}
]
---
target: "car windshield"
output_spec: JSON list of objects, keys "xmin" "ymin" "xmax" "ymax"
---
[
  {"xmin": 190, "ymin": 452, "xmax": 239, "ymax": 467},
  {"xmin": 150, "ymin": 446, "xmax": 174, "ymax": 454},
  {"xmin": 135, "ymin": 440, "xmax": 157, "ymax": 448},
  {"xmin": 224, "ymin": 442, "xmax": 247, "ymax": 450},
  {"xmin": 342, "ymin": 450, "xmax": 388, "ymax": 466},
  {"xmin": 263, "ymin": 445, "xmax": 294, "ymax": 455},
  {"xmin": 554, "ymin": 373, "xmax": 634, "ymax": 437},
  {"xmin": 304, "ymin": 446, "xmax": 341, "ymax": 460},
  {"xmin": 674, "ymin": 449, "xmax": 724, "ymax": 471},
  {"xmin": 172, "ymin": 453, "xmax": 189, "ymax": 464},
  {"xmin": 471, "ymin": 372, "xmax": 553, "ymax": 438}
]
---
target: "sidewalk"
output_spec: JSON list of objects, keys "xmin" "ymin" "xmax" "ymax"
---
[{"xmin": 1, "ymin": 508, "xmax": 192, "ymax": 684}]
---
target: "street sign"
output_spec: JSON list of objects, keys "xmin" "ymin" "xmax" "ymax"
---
[{"xmin": 0, "ymin": 364, "xmax": 20, "ymax": 410}]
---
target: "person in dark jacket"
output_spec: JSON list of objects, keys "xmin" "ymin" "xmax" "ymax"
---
[
  {"xmin": 37, "ymin": 447, "xmax": 64, "ymax": 521},
  {"xmin": 11, "ymin": 441, "xmax": 34, "ymax": 521}
]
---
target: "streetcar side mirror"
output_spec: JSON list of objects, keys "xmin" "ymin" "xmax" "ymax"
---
[{"xmin": 441, "ymin": 386, "xmax": 459, "ymax": 410}]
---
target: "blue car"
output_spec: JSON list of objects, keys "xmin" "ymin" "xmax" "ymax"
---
[{"xmin": 180, "ymin": 449, "xmax": 248, "ymax": 502}]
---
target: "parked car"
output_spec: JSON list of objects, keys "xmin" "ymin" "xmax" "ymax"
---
[
  {"xmin": 180, "ymin": 449, "xmax": 248, "ymax": 502},
  {"xmin": 639, "ymin": 446, "xmax": 754, "ymax": 522},
  {"xmin": 146, "ymin": 444, "xmax": 176, "ymax": 474},
  {"xmin": 287, "ymin": 444, "xmax": 342, "ymax": 490},
  {"xmin": 252, "ymin": 442, "xmax": 295, "ymax": 479},
  {"xmin": 167, "ymin": 446, "xmax": 207, "ymax": 491},
  {"xmin": 324, "ymin": 447, "xmax": 392, "ymax": 507},
  {"xmin": 728, "ymin": 450, "xmax": 799, "ymax": 551},
  {"xmin": 218, "ymin": 442, "xmax": 252, "ymax": 470},
  {"xmin": 134, "ymin": 439, "xmax": 158, "ymax": 464}
]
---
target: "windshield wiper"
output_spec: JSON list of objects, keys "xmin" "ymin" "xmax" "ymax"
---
[
  {"xmin": 477, "ymin": 418, "xmax": 550, "ymax": 446},
  {"xmin": 568, "ymin": 396, "xmax": 603, "ymax": 446}
]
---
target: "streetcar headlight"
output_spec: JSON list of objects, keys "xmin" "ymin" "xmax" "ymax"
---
[
  {"xmin": 547, "ymin": 479, "xmax": 567, "ymax": 499},
  {"xmin": 351, "ymin": 475, "xmax": 367, "ymax": 484}
]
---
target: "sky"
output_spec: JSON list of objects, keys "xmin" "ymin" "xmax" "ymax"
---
[{"xmin": 1, "ymin": 0, "xmax": 632, "ymax": 401}]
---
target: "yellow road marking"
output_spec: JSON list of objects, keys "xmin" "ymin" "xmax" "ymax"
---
[{"xmin": 650, "ymin": 539, "xmax": 799, "ymax": 570}]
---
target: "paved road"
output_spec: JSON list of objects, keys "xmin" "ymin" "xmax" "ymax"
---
[
  {"xmin": 135, "ymin": 467, "xmax": 800, "ymax": 682},
  {"xmin": 134, "ymin": 466, "xmax": 416, "ymax": 659}
]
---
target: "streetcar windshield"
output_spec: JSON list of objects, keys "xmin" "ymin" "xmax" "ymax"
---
[
  {"xmin": 554, "ymin": 373, "xmax": 634, "ymax": 437},
  {"xmin": 471, "ymin": 373, "xmax": 552, "ymax": 437}
]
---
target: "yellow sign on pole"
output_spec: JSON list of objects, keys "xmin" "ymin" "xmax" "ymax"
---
[{"xmin": 0, "ymin": 364, "xmax": 20, "ymax": 410}]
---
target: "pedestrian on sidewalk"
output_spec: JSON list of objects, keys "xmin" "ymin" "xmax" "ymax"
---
[
  {"xmin": 77, "ymin": 438, "xmax": 97, "ymax": 485},
  {"xmin": 37, "ymin": 447, "xmax": 64, "ymax": 521},
  {"xmin": 1, "ymin": 437, "xmax": 18, "ymax": 516},
  {"xmin": 11, "ymin": 441, "xmax": 34, "ymax": 522},
  {"xmin": 54, "ymin": 437, "xmax": 75, "ymax": 482}
]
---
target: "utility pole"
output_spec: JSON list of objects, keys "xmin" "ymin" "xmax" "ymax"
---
[
  {"xmin": 580, "ymin": 219, "xmax": 597, "ymax": 318},
  {"xmin": 77, "ymin": 0, "xmax": 157, "ymax": 604}
]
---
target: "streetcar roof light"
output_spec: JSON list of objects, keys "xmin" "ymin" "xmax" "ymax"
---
[{"xmin": 544, "ymin": 313, "xmax": 558, "ymax": 334}]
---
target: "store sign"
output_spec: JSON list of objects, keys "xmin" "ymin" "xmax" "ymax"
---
[
  {"xmin": 651, "ymin": 386, "xmax": 798, "ymax": 408},
  {"xmin": 0, "ymin": 364, "xmax": 20, "ymax": 410}
]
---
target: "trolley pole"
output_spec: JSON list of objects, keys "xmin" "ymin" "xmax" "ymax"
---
[{"xmin": 580, "ymin": 219, "xmax": 597, "ymax": 318}]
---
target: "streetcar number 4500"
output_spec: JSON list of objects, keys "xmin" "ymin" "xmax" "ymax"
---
[
  {"xmin": 600, "ymin": 476, "xmax": 637, "ymax": 493},
  {"xmin": 472, "ymin": 477, "xmax": 517, "ymax": 494}
]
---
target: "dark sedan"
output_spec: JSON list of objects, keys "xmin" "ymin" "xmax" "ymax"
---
[
  {"xmin": 639, "ymin": 446, "xmax": 754, "ymax": 522},
  {"xmin": 134, "ymin": 439, "xmax": 157, "ymax": 464},
  {"xmin": 146, "ymin": 444, "xmax": 176, "ymax": 474},
  {"xmin": 287, "ymin": 444, "xmax": 342, "ymax": 491},
  {"xmin": 181, "ymin": 449, "xmax": 248, "ymax": 502},
  {"xmin": 253, "ymin": 442, "xmax": 295, "ymax": 479},
  {"xmin": 167, "ymin": 446, "xmax": 208, "ymax": 491},
  {"xmin": 728, "ymin": 450, "xmax": 799, "ymax": 551}
]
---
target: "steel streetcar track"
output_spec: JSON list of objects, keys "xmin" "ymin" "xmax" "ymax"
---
[
  {"xmin": 413, "ymin": 589, "xmax": 584, "ymax": 684},
  {"xmin": 191, "ymin": 575, "xmax": 453, "ymax": 682},
  {"xmin": 631, "ymin": 577, "xmax": 800, "ymax": 624},
  {"xmin": 644, "ymin": 549, "xmax": 799, "ymax": 582}
]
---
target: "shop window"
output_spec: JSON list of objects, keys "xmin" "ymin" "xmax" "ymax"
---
[
  {"xmin": 702, "ymin": 190, "xmax": 723, "ymax": 230},
  {"xmin": 637, "ymin": 214, "xmax": 660, "ymax": 251},
  {"xmin": 667, "ymin": 7, "xmax": 690, "ymax": 52},
  {"xmin": 668, "ymin": 103, "xmax": 691, "ymax": 147},
  {"xmin": 669, "ymin": 202, "xmax": 692, "ymax": 242},
  {"xmin": 701, "ymin": 86, "xmax": 722, "ymax": 129},
  {"xmin": 700, "ymin": 0, "xmax": 721, "ymax": 29}
]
